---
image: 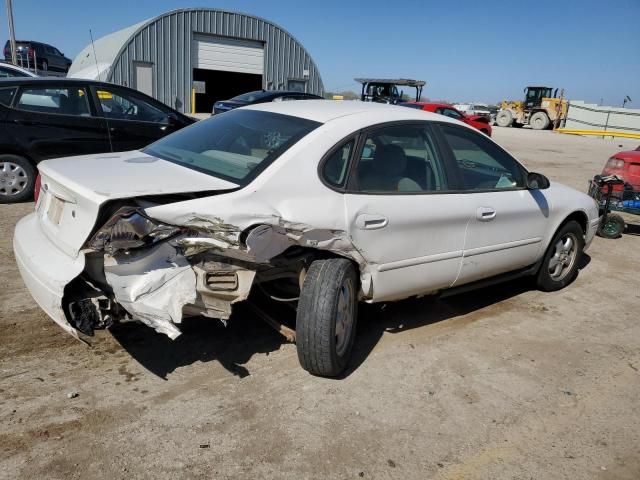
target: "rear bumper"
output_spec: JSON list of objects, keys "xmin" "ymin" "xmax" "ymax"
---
[{"xmin": 13, "ymin": 213, "xmax": 85, "ymax": 338}]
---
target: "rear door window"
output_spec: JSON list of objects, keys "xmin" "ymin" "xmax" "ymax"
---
[
  {"xmin": 16, "ymin": 87, "xmax": 91, "ymax": 116},
  {"xmin": 353, "ymin": 124, "xmax": 448, "ymax": 193}
]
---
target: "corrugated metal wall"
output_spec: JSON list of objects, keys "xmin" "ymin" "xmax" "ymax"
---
[
  {"xmin": 107, "ymin": 9, "xmax": 324, "ymax": 113},
  {"xmin": 565, "ymin": 101, "xmax": 640, "ymax": 133}
]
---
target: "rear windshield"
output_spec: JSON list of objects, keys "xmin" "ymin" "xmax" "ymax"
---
[
  {"xmin": 230, "ymin": 91, "xmax": 269, "ymax": 103},
  {"xmin": 144, "ymin": 109, "xmax": 321, "ymax": 186}
]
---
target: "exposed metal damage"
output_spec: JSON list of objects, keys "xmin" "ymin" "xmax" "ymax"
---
[{"xmin": 63, "ymin": 207, "xmax": 368, "ymax": 341}]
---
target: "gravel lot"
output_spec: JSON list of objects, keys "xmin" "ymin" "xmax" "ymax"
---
[{"xmin": 1, "ymin": 128, "xmax": 639, "ymax": 480}]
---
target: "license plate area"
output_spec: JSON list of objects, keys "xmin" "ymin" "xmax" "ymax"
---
[{"xmin": 47, "ymin": 195, "xmax": 65, "ymax": 225}]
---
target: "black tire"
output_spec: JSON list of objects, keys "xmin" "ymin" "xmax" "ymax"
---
[
  {"xmin": 296, "ymin": 258, "xmax": 358, "ymax": 377},
  {"xmin": 530, "ymin": 111, "xmax": 550, "ymax": 130},
  {"xmin": 496, "ymin": 110, "xmax": 513, "ymax": 127},
  {"xmin": 536, "ymin": 220, "xmax": 585, "ymax": 292},
  {"xmin": 0, "ymin": 154, "xmax": 36, "ymax": 204},
  {"xmin": 597, "ymin": 213, "xmax": 625, "ymax": 239}
]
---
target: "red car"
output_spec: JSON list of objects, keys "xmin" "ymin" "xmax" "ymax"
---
[
  {"xmin": 601, "ymin": 146, "xmax": 640, "ymax": 192},
  {"xmin": 401, "ymin": 102, "xmax": 492, "ymax": 136}
]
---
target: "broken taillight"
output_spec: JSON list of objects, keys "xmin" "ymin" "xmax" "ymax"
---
[{"xmin": 87, "ymin": 207, "xmax": 181, "ymax": 253}]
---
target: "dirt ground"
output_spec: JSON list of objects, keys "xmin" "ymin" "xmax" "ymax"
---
[{"xmin": 1, "ymin": 128, "xmax": 639, "ymax": 480}]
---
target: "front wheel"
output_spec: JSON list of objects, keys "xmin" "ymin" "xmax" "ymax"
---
[
  {"xmin": 296, "ymin": 258, "xmax": 358, "ymax": 377},
  {"xmin": 536, "ymin": 220, "xmax": 584, "ymax": 291},
  {"xmin": 530, "ymin": 111, "xmax": 550, "ymax": 130}
]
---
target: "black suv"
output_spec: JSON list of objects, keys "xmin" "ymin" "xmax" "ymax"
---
[
  {"xmin": 4, "ymin": 40, "xmax": 72, "ymax": 73},
  {"xmin": 213, "ymin": 90, "xmax": 323, "ymax": 114},
  {"xmin": 0, "ymin": 78, "xmax": 195, "ymax": 203}
]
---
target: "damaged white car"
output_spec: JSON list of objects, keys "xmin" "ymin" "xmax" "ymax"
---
[{"xmin": 14, "ymin": 101, "xmax": 600, "ymax": 376}]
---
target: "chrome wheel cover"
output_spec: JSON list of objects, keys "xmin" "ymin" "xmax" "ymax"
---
[{"xmin": 0, "ymin": 161, "xmax": 29, "ymax": 197}]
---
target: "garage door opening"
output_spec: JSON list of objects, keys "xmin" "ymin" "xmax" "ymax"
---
[{"xmin": 192, "ymin": 69, "xmax": 262, "ymax": 113}]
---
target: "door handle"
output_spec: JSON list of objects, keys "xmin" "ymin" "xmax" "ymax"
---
[
  {"xmin": 356, "ymin": 214, "xmax": 388, "ymax": 230},
  {"xmin": 476, "ymin": 207, "xmax": 496, "ymax": 221},
  {"xmin": 13, "ymin": 119, "xmax": 37, "ymax": 126}
]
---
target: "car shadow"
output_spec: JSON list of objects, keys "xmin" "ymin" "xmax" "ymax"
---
[
  {"xmin": 109, "ymin": 303, "xmax": 286, "ymax": 380},
  {"xmin": 624, "ymin": 222, "xmax": 640, "ymax": 236},
  {"xmin": 110, "ymin": 256, "xmax": 592, "ymax": 380},
  {"xmin": 339, "ymin": 277, "xmax": 532, "ymax": 379}
]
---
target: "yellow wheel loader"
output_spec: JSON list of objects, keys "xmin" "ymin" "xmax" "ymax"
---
[{"xmin": 496, "ymin": 86, "xmax": 567, "ymax": 130}]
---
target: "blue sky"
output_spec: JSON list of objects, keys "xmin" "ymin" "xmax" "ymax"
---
[{"xmin": 2, "ymin": 0, "xmax": 639, "ymax": 105}]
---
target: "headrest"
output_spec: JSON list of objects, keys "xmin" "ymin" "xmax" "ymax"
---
[{"xmin": 372, "ymin": 144, "xmax": 407, "ymax": 176}]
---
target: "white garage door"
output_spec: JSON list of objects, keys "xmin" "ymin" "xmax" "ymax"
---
[{"xmin": 192, "ymin": 35, "xmax": 264, "ymax": 75}]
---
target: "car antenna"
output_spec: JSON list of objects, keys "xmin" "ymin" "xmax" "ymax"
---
[
  {"xmin": 89, "ymin": 29, "xmax": 101, "ymax": 82},
  {"xmin": 89, "ymin": 28, "xmax": 114, "ymax": 151}
]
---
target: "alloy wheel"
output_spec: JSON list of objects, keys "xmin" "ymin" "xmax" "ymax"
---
[{"xmin": 548, "ymin": 233, "xmax": 578, "ymax": 281}]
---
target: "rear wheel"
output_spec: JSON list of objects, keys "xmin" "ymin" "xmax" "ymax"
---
[
  {"xmin": 597, "ymin": 214, "xmax": 625, "ymax": 239},
  {"xmin": 530, "ymin": 111, "xmax": 550, "ymax": 130},
  {"xmin": 536, "ymin": 221, "xmax": 584, "ymax": 291},
  {"xmin": 496, "ymin": 110, "xmax": 513, "ymax": 127},
  {"xmin": 0, "ymin": 154, "xmax": 36, "ymax": 204},
  {"xmin": 296, "ymin": 258, "xmax": 358, "ymax": 377}
]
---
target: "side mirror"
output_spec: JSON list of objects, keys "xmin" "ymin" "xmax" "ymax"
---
[
  {"xmin": 167, "ymin": 112, "xmax": 181, "ymax": 127},
  {"xmin": 526, "ymin": 172, "xmax": 550, "ymax": 190}
]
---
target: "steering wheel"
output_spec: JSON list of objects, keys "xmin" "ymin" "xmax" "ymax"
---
[{"xmin": 124, "ymin": 105, "xmax": 135, "ymax": 115}]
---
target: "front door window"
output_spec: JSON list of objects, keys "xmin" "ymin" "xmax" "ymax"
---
[
  {"xmin": 96, "ymin": 88, "xmax": 169, "ymax": 124},
  {"xmin": 440, "ymin": 123, "xmax": 525, "ymax": 190}
]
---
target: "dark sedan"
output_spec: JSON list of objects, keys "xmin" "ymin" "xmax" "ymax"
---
[
  {"xmin": 213, "ymin": 90, "xmax": 323, "ymax": 115},
  {"xmin": 0, "ymin": 77, "xmax": 194, "ymax": 203}
]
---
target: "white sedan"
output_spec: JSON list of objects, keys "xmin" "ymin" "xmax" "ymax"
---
[{"xmin": 13, "ymin": 100, "xmax": 600, "ymax": 376}]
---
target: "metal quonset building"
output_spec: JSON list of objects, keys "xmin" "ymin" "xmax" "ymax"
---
[{"xmin": 68, "ymin": 8, "xmax": 324, "ymax": 113}]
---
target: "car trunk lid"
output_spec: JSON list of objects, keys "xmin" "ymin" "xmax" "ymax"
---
[{"xmin": 36, "ymin": 150, "xmax": 239, "ymax": 257}]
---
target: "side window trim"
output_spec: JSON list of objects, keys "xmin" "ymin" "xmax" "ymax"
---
[
  {"xmin": 433, "ymin": 121, "xmax": 529, "ymax": 193},
  {"xmin": 345, "ymin": 120, "xmax": 455, "ymax": 195},
  {"xmin": 318, "ymin": 132, "xmax": 361, "ymax": 193}
]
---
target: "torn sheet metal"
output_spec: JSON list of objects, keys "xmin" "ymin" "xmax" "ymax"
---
[
  {"xmin": 177, "ymin": 216, "xmax": 366, "ymax": 265},
  {"xmin": 104, "ymin": 242, "xmax": 196, "ymax": 339}
]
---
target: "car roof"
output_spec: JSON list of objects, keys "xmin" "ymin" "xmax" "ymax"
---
[
  {"xmin": 243, "ymin": 99, "xmax": 457, "ymax": 124},
  {"xmin": 0, "ymin": 62, "xmax": 38, "ymax": 77},
  {"xmin": 242, "ymin": 90, "xmax": 318, "ymax": 98},
  {"xmin": 0, "ymin": 77, "xmax": 146, "ymax": 91},
  {"xmin": 409, "ymin": 102, "xmax": 455, "ymax": 109}
]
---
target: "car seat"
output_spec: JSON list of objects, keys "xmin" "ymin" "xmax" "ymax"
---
[{"xmin": 359, "ymin": 144, "xmax": 422, "ymax": 192}]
